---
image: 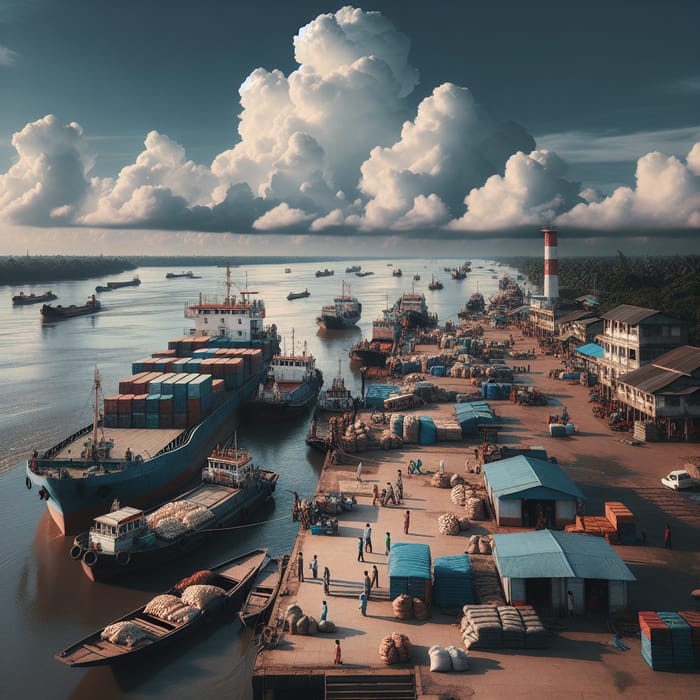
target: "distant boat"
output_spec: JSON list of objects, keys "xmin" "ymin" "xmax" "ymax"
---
[
  {"xmin": 428, "ymin": 275, "xmax": 443, "ymax": 291},
  {"xmin": 345, "ymin": 265, "xmax": 361, "ymax": 273},
  {"xmin": 41, "ymin": 295, "xmax": 101, "ymax": 321},
  {"xmin": 451, "ymin": 268, "xmax": 466, "ymax": 280},
  {"xmin": 392, "ymin": 268, "xmax": 402, "ymax": 277},
  {"xmin": 12, "ymin": 290, "xmax": 57, "ymax": 305},
  {"xmin": 316, "ymin": 282, "xmax": 361, "ymax": 330},
  {"xmin": 316, "ymin": 360, "xmax": 356, "ymax": 412},
  {"xmin": 166, "ymin": 271, "xmax": 201, "ymax": 279},
  {"xmin": 315, "ymin": 269, "xmax": 334, "ymax": 278},
  {"xmin": 287, "ymin": 289, "xmax": 310, "ymax": 300},
  {"xmin": 107, "ymin": 276, "xmax": 141, "ymax": 289},
  {"xmin": 95, "ymin": 285, "xmax": 113, "ymax": 293},
  {"xmin": 413, "ymin": 274, "xmax": 420, "ymax": 281},
  {"xmin": 54, "ymin": 548, "xmax": 267, "ymax": 667},
  {"xmin": 284, "ymin": 268, "xmax": 292, "ymax": 274},
  {"xmin": 355, "ymin": 271, "xmax": 374, "ymax": 277},
  {"xmin": 349, "ymin": 305, "xmax": 398, "ymax": 368},
  {"xmin": 394, "ymin": 291, "xmax": 437, "ymax": 329}
]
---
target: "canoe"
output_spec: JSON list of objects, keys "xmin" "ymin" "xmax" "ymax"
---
[
  {"xmin": 239, "ymin": 554, "xmax": 289, "ymax": 628},
  {"xmin": 54, "ymin": 548, "xmax": 267, "ymax": 667}
]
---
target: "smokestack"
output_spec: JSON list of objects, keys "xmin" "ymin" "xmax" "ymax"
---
[{"xmin": 543, "ymin": 226, "xmax": 559, "ymax": 304}]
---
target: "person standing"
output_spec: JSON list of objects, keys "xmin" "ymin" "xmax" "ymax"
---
[
  {"xmin": 321, "ymin": 600, "xmax": 328, "ymax": 622},
  {"xmin": 385, "ymin": 531, "xmax": 391, "ymax": 555},
  {"xmin": 567, "ymin": 590, "xmax": 575, "ymax": 618},
  {"xmin": 311, "ymin": 554, "xmax": 319, "ymax": 579},
  {"xmin": 403, "ymin": 510, "xmax": 410, "ymax": 535},
  {"xmin": 363, "ymin": 570, "xmax": 372, "ymax": 600},
  {"xmin": 334, "ymin": 639, "xmax": 342, "ymax": 664},
  {"xmin": 297, "ymin": 550, "xmax": 304, "ymax": 582},
  {"xmin": 356, "ymin": 461, "xmax": 363, "ymax": 482},
  {"xmin": 364, "ymin": 523, "xmax": 373, "ymax": 553},
  {"xmin": 357, "ymin": 535, "xmax": 365, "ymax": 562},
  {"xmin": 323, "ymin": 566, "xmax": 331, "ymax": 595},
  {"xmin": 396, "ymin": 469, "xmax": 403, "ymax": 501},
  {"xmin": 358, "ymin": 591, "xmax": 368, "ymax": 616},
  {"xmin": 370, "ymin": 564, "xmax": 379, "ymax": 589},
  {"xmin": 664, "ymin": 524, "xmax": 672, "ymax": 549},
  {"xmin": 372, "ymin": 483, "xmax": 380, "ymax": 506},
  {"xmin": 386, "ymin": 482, "xmax": 396, "ymax": 505}
]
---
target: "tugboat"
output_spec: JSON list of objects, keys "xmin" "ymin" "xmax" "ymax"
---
[
  {"xmin": 287, "ymin": 289, "xmax": 310, "ymax": 300},
  {"xmin": 12, "ymin": 290, "xmax": 57, "ymax": 305},
  {"xmin": 459, "ymin": 285, "xmax": 486, "ymax": 318},
  {"xmin": 248, "ymin": 331, "xmax": 323, "ymax": 414},
  {"xmin": 317, "ymin": 282, "xmax": 362, "ymax": 329},
  {"xmin": 316, "ymin": 360, "xmax": 356, "ymax": 413},
  {"xmin": 41, "ymin": 295, "xmax": 101, "ymax": 321},
  {"xmin": 72, "ymin": 437, "xmax": 279, "ymax": 582}
]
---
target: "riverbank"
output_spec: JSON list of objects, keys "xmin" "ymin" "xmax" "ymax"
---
[{"xmin": 253, "ymin": 325, "xmax": 700, "ymax": 699}]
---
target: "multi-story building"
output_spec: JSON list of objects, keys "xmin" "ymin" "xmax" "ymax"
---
[{"xmin": 596, "ymin": 305, "xmax": 688, "ymax": 399}]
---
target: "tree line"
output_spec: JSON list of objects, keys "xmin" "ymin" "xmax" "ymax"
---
[{"xmin": 0, "ymin": 256, "xmax": 136, "ymax": 285}]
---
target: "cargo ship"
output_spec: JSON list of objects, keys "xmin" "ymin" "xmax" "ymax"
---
[
  {"xmin": 315, "ymin": 268, "xmax": 334, "ymax": 277},
  {"xmin": 12, "ymin": 290, "xmax": 57, "ymax": 305},
  {"xmin": 166, "ymin": 271, "xmax": 201, "ymax": 279},
  {"xmin": 107, "ymin": 275, "xmax": 141, "ymax": 289},
  {"xmin": 41, "ymin": 295, "xmax": 101, "ymax": 321},
  {"xmin": 286, "ymin": 289, "xmax": 310, "ymax": 300},
  {"xmin": 26, "ymin": 267, "xmax": 279, "ymax": 535},
  {"xmin": 394, "ymin": 290, "xmax": 437, "ymax": 329},
  {"xmin": 71, "ymin": 440, "xmax": 279, "ymax": 582},
  {"xmin": 349, "ymin": 306, "xmax": 398, "ymax": 367},
  {"xmin": 248, "ymin": 334, "xmax": 323, "ymax": 414},
  {"xmin": 316, "ymin": 282, "xmax": 362, "ymax": 329}
]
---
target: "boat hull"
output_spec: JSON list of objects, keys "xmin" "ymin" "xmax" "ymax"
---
[
  {"xmin": 27, "ymin": 368, "xmax": 268, "ymax": 535},
  {"xmin": 349, "ymin": 348, "xmax": 388, "ymax": 367},
  {"xmin": 247, "ymin": 371, "xmax": 322, "ymax": 415},
  {"xmin": 316, "ymin": 315, "xmax": 360, "ymax": 330}
]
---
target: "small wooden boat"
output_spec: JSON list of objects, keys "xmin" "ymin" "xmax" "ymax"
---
[
  {"xmin": 239, "ymin": 554, "xmax": 289, "ymax": 628},
  {"xmin": 54, "ymin": 548, "xmax": 267, "ymax": 667}
]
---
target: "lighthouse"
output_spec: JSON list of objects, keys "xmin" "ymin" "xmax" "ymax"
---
[{"xmin": 543, "ymin": 226, "xmax": 559, "ymax": 305}]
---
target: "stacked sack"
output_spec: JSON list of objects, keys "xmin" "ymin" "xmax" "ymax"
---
[
  {"xmin": 466, "ymin": 535, "xmax": 492, "ymax": 555},
  {"xmin": 343, "ymin": 420, "xmax": 370, "ymax": 453},
  {"xmin": 431, "ymin": 472, "xmax": 451, "ymax": 488},
  {"xmin": 379, "ymin": 429, "xmax": 403, "ymax": 450},
  {"xmin": 295, "ymin": 614, "xmax": 318, "ymax": 636},
  {"xmin": 286, "ymin": 603, "xmax": 303, "ymax": 634},
  {"xmin": 144, "ymin": 594, "xmax": 200, "ymax": 623},
  {"xmin": 101, "ymin": 621, "xmax": 150, "ymax": 647},
  {"xmin": 379, "ymin": 633, "xmax": 413, "ymax": 664},
  {"xmin": 284, "ymin": 603, "xmax": 322, "ymax": 635},
  {"xmin": 180, "ymin": 584, "xmax": 226, "ymax": 610},
  {"xmin": 498, "ymin": 606, "xmax": 525, "ymax": 648},
  {"xmin": 438, "ymin": 513, "xmax": 461, "ymax": 536},
  {"xmin": 147, "ymin": 500, "xmax": 214, "ymax": 539},
  {"xmin": 429, "ymin": 645, "xmax": 470, "ymax": 672},
  {"xmin": 403, "ymin": 416, "xmax": 420, "ymax": 444},
  {"xmin": 519, "ymin": 605, "xmax": 550, "ymax": 649},
  {"xmin": 392, "ymin": 594, "xmax": 414, "ymax": 620},
  {"xmin": 461, "ymin": 605, "xmax": 549, "ymax": 650},
  {"xmin": 461, "ymin": 605, "xmax": 502, "ymax": 649},
  {"xmin": 451, "ymin": 484, "xmax": 467, "ymax": 506},
  {"xmin": 464, "ymin": 488, "xmax": 489, "ymax": 520},
  {"xmin": 413, "ymin": 598, "xmax": 430, "ymax": 620}
]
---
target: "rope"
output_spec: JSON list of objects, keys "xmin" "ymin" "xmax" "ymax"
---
[{"xmin": 199, "ymin": 512, "xmax": 292, "ymax": 533}]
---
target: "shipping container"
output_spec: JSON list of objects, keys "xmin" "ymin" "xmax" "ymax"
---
[
  {"xmin": 131, "ymin": 412, "xmax": 146, "ymax": 428},
  {"xmin": 117, "ymin": 394, "xmax": 134, "ymax": 414},
  {"xmin": 159, "ymin": 394, "xmax": 174, "ymax": 414},
  {"xmin": 148, "ymin": 372, "xmax": 178, "ymax": 395},
  {"xmin": 131, "ymin": 393, "xmax": 149, "ymax": 413}
]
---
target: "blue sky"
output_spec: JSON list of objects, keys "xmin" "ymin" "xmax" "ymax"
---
[{"xmin": 0, "ymin": 0, "xmax": 699, "ymax": 256}]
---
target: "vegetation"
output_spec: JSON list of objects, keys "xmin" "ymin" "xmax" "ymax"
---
[
  {"xmin": 499, "ymin": 254, "xmax": 700, "ymax": 345},
  {"xmin": 0, "ymin": 256, "xmax": 136, "ymax": 285}
]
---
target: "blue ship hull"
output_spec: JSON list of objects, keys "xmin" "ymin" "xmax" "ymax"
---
[{"xmin": 26, "ymin": 369, "xmax": 267, "ymax": 535}]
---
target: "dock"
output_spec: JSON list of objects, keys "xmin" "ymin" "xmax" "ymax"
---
[{"xmin": 253, "ymin": 328, "xmax": 700, "ymax": 699}]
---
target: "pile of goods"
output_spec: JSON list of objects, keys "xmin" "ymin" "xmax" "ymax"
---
[
  {"xmin": 284, "ymin": 603, "xmax": 325, "ymax": 635},
  {"xmin": 429, "ymin": 644, "xmax": 470, "ymax": 672},
  {"xmin": 144, "ymin": 594, "xmax": 200, "ymax": 623},
  {"xmin": 173, "ymin": 569, "xmax": 217, "ymax": 592},
  {"xmin": 379, "ymin": 632, "xmax": 413, "ymax": 665},
  {"xmin": 433, "ymin": 554, "xmax": 474, "ymax": 608},
  {"xmin": 460, "ymin": 605, "xmax": 549, "ymax": 650},
  {"xmin": 437, "ymin": 512, "xmax": 461, "ymax": 536},
  {"xmin": 465, "ymin": 534, "xmax": 492, "ymax": 555},
  {"xmin": 431, "ymin": 472, "xmax": 451, "ymax": 488},
  {"xmin": 450, "ymin": 473, "xmax": 464, "ymax": 486},
  {"xmin": 452, "ymin": 484, "xmax": 489, "ymax": 520},
  {"xmin": 433, "ymin": 419, "xmax": 463, "ymax": 441},
  {"xmin": 101, "ymin": 621, "xmax": 150, "ymax": 647},
  {"xmin": 413, "ymin": 598, "xmax": 430, "ymax": 620},
  {"xmin": 343, "ymin": 420, "xmax": 370, "ymax": 453},
  {"xmin": 471, "ymin": 558, "xmax": 505, "ymax": 606},
  {"xmin": 180, "ymin": 584, "xmax": 226, "ymax": 610},
  {"xmin": 147, "ymin": 500, "xmax": 214, "ymax": 540},
  {"xmin": 379, "ymin": 429, "xmax": 403, "ymax": 450},
  {"xmin": 392, "ymin": 593, "xmax": 414, "ymax": 620},
  {"xmin": 402, "ymin": 415, "xmax": 420, "ymax": 444}
]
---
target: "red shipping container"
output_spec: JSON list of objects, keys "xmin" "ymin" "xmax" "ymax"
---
[
  {"xmin": 132, "ymin": 371, "xmax": 162, "ymax": 393},
  {"xmin": 103, "ymin": 395, "xmax": 120, "ymax": 414},
  {"xmin": 152, "ymin": 349, "xmax": 177, "ymax": 357},
  {"xmin": 174, "ymin": 413, "xmax": 188, "ymax": 429},
  {"xmin": 187, "ymin": 409, "xmax": 201, "ymax": 427},
  {"xmin": 159, "ymin": 397, "xmax": 174, "ymax": 414},
  {"xmin": 117, "ymin": 394, "xmax": 134, "ymax": 414},
  {"xmin": 192, "ymin": 336, "xmax": 210, "ymax": 349},
  {"xmin": 199, "ymin": 358, "xmax": 217, "ymax": 375},
  {"xmin": 119, "ymin": 372, "xmax": 147, "ymax": 395},
  {"xmin": 187, "ymin": 397, "xmax": 201, "ymax": 413},
  {"xmin": 212, "ymin": 379, "xmax": 225, "ymax": 392}
]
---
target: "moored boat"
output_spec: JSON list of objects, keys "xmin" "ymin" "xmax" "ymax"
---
[
  {"xmin": 315, "ymin": 268, "xmax": 334, "ymax": 277},
  {"xmin": 248, "ymin": 335, "xmax": 323, "ymax": 414},
  {"xmin": 355, "ymin": 271, "xmax": 374, "ymax": 277},
  {"xmin": 428, "ymin": 275, "xmax": 443, "ymax": 290},
  {"xmin": 316, "ymin": 361, "xmax": 356, "ymax": 412},
  {"xmin": 349, "ymin": 306, "xmax": 398, "ymax": 368},
  {"xmin": 41, "ymin": 295, "xmax": 101, "ymax": 320},
  {"xmin": 287, "ymin": 289, "xmax": 310, "ymax": 300},
  {"xmin": 27, "ymin": 266, "xmax": 279, "ymax": 535},
  {"xmin": 95, "ymin": 285, "xmax": 113, "ymax": 293},
  {"xmin": 316, "ymin": 282, "xmax": 361, "ymax": 330},
  {"xmin": 72, "ymin": 441, "xmax": 279, "ymax": 582},
  {"xmin": 239, "ymin": 554, "xmax": 289, "ymax": 628},
  {"xmin": 345, "ymin": 265, "xmax": 361, "ymax": 273},
  {"xmin": 54, "ymin": 548, "xmax": 267, "ymax": 667},
  {"xmin": 107, "ymin": 275, "xmax": 141, "ymax": 289},
  {"xmin": 394, "ymin": 290, "xmax": 437, "ymax": 329},
  {"xmin": 12, "ymin": 290, "xmax": 57, "ymax": 305}
]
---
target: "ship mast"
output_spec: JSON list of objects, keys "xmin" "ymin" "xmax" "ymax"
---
[{"xmin": 92, "ymin": 368, "xmax": 101, "ymax": 461}]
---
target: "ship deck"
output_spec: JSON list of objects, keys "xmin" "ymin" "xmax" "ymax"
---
[{"xmin": 54, "ymin": 428, "xmax": 184, "ymax": 465}]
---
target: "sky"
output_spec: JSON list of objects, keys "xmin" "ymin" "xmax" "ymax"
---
[{"xmin": 0, "ymin": 0, "xmax": 699, "ymax": 258}]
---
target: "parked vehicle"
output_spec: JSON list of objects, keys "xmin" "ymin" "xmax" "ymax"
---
[{"xmin": 661, "ymin": 470, "xmax": 698, "ymax": 490}]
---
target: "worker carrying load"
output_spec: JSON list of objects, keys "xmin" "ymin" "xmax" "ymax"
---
[{"xmin": 408, "ymin": 459, "xmax": 424, "ymax": 474}]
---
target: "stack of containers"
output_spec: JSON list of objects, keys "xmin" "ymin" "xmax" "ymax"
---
[
  {"xmin": 604, "ymin": 502, "xmax": 636, "ymax": 544},
  {"xmin": 433, "ymin": 555, "xmax": 473, "ymax": 608},
  {"xmin": 186, "ymin": 374, "xmax": 213, "ymax": 426},
  {"xmin": 639, "ymin": 611, "xmax": 673, "ymax": 671},
  {"xmin": 151, "ymin": 349, "xmax": 177, "ymax": 358},
  {"xmin": 172, "ymin": 374, "xmax": 196, "ymax": 428},
  {"xmin": 131, "ymin": 392, "xmax": 148, "ymax": 428},
  {"xmin": 433, "ymin": 418, "xmax": 463, "ymax": 442},
  {"xmin": 365, "ymin": 385, "xmax": 401, "ymax": 409},
  {"xmin": 657, "ymin": 612, "xmax": 694, "ymax": 669},
  {"xmin": 117, "ymin": 394, "xmax": 133, "ymax": 428},
  {"xmin": 482, "ymin": 383, "xmax": 512, "ymax": 400},
  {"xmin": 103, "ymin": 395, "xmax": 119, "ymax": 428},
  {"xmin": 146, "ymin": 393, "xmax": 161, "ymax": 428},
  {"xmin": 679, "ymin": 611, "xmax": 700, "ymax": 667},
  {"xmin": 390, "ymin": 413, "xmax": 404, "ymax": 438}
]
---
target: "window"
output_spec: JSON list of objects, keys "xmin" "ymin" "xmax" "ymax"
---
[
  {"xmin": 629, "ymin": 349, "xmax": 636, "ymax": 361},
  {"xmin": 671, "ymin": 326, "xmax": 681, "ymax": 336}
]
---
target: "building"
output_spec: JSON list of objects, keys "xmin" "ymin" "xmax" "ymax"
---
[
  {"xmin": 492, "ymin": 529, "xmax": 636, "ymax": 615},
  {"xmin": 613, "ymin": 345, "xmax": 700, "ymax": 440},
  {"xmin": 596, "ymin": 305, "xmax": 688, "ymax": 400},
  {"xmin": 482, "ymin": 456, "xmax": 584, "ymax": 530},
  {"xmin": 557, "ymin": 309, "xmax": 602, "ymax": 349}
]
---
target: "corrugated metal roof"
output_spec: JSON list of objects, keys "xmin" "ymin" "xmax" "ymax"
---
[
  {"xmin": 493, "ymin": 530, "xmax": 636, "ymax": 581},
  {"xmin": 574, "ymin": 343, "xmax": 604, "ymax": 359},
  {"xmin": 483, "ymin": 456, "xmax": 584, "ymax": 501},
  {"xmin": 601, "ymin": 304, "xmax": 661, "ymax": 324},
  {"xmin": 558, "ymin": 309, "xmax": 596, "ymax": 324},
  {"xmin": 619, "ymin": 345, "xmax": 700, "ymax": 394},
  {"xmin": 651, "ymin": 345, "xmax": 700, "ymax": 375}
]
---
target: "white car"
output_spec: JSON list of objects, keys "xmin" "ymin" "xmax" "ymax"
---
[{"xmin": 661, "ymin": 469, "xmax": 698, "ymax": 490}]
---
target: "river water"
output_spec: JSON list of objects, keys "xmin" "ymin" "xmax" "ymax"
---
[{"xmin": 0, "ymin": 257, "xmax": 521, "ymax": 699}]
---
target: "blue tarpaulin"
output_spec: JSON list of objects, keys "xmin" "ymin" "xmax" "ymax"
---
[
  {"xmin": 574, "ymin": 343, "xmax": 604, "ymax": 359},
  {"xmin": 433, "ymin": 554, "xmax": 474, "ymax": 608},
  {"xmin": 388, "ymin": 542, "xmax": 432, "ymax": 602}
]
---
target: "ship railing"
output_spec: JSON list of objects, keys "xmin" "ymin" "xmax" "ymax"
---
[
  {"xmin": 155, "ymin": 425, "xmax": 197, "ymax": 456},
  {"xmin": 39, "ymin": 423, "xmax": 94, "ymax": 461}
]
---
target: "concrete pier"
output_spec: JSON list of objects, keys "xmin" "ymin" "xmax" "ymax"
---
[{"xmin": 253, "ymin": 328, "xmax": 700, "ymax": 699}]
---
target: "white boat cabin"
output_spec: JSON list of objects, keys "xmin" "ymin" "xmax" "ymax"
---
[
  {"xmin": 203, "ymin": 448, "xmax": 257, "ymax": 488},
  {"xmin": 88, "ymin": 506, "xmax": 146, "ymax": 554}
]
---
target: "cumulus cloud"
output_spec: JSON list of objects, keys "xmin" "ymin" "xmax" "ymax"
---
[
  {"xmin": 0, "ymin": 44, "xmax": 17, "ymax": 66},
  {"xmin": 0, "ymin": 6, "xmax": 697, "ymax": 238},
  {"xmin": 558, "ymin": 144, "xmax": 700, "ymax": 229}
]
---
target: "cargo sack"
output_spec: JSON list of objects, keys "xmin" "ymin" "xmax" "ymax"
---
[
  {"xmin": 428, "ymin": 645, "xmax": 451, "ymax": 672},
  {"xmin": 447, "ymin": 645, "xmax": 470, "ymax": 671},
  {"xmin": 180, "ymin": 584, "xmax": 226, "ymax": 610}
]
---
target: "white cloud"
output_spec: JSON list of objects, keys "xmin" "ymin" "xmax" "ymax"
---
[
  {"xmin": 558, "ymin": 144, "xmax": 700, "ymax": 229},
  {"xmin": 0, "ymin": 44, "xmax": 17, "ymax": 66},
  {"xmin": 253, "ymin": 202, "xmax": 312, "ymax": 231}
]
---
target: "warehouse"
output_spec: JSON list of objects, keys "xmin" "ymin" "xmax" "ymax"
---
[
  {"xmin": 492, "ymin": 530, "xmax": 636, "ymax": 615},
  {"xmin": 482, "ymin": 455, "xmax": 584, "ymax": 529}
]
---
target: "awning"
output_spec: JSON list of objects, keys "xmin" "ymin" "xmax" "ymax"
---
[{"xmin": 574, "ymin": 343, "xmax": 604, "ymax": 359}]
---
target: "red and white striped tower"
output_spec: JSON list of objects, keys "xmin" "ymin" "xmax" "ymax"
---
[{"xmin": 543, "ymin": 226, "xmax": 559, "ymax": 304}]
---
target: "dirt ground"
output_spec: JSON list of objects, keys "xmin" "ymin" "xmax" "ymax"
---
[{"xmin": 256, "ymin": 324, "xmax": 700, "ymax": 697}]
